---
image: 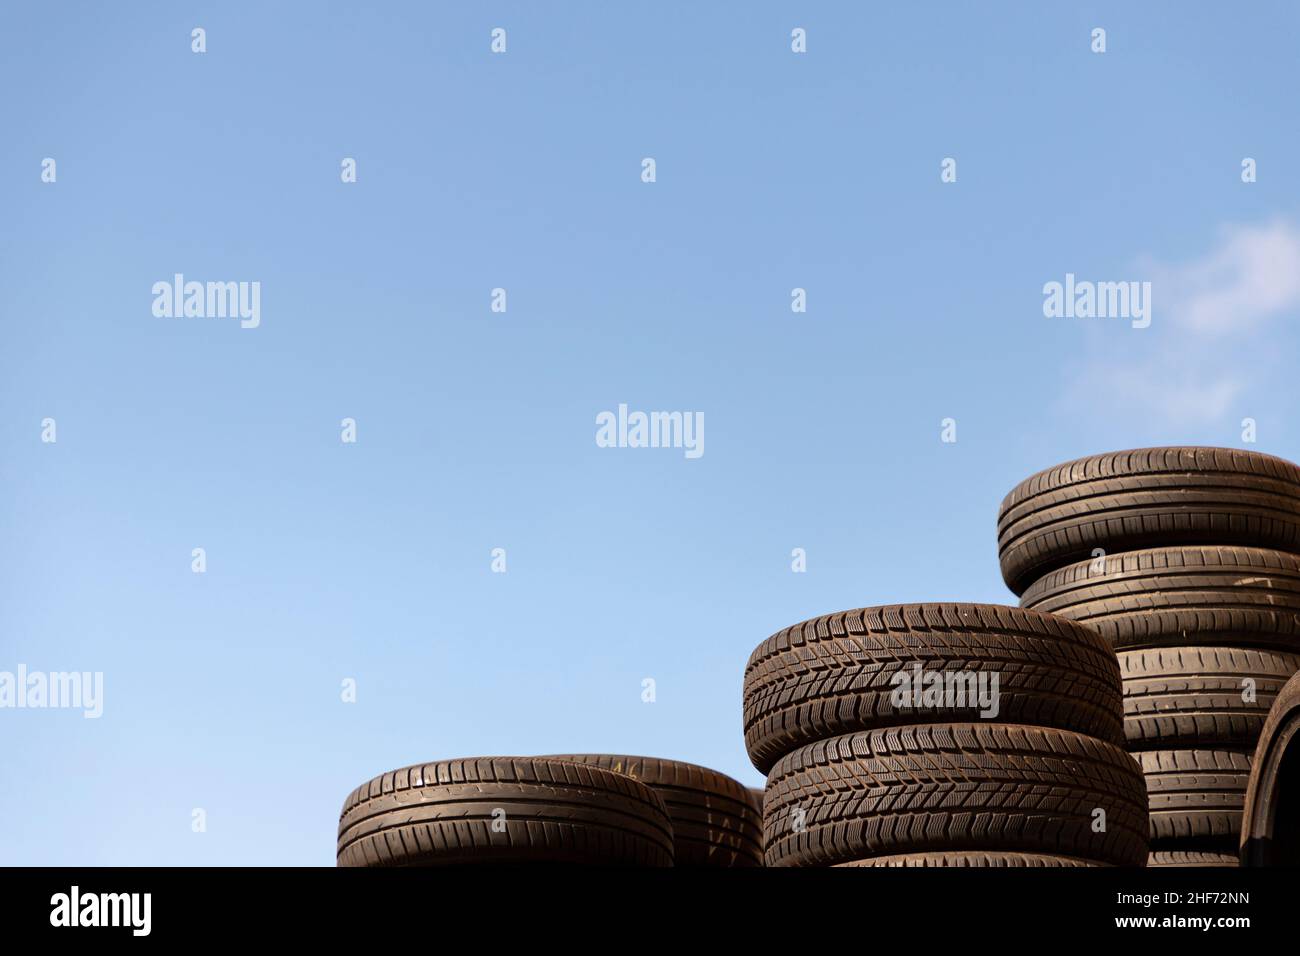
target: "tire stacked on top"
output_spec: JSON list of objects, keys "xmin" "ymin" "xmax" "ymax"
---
[
  {"xmin": 1001, "ymin": 447, "xmax": 1300, "ymax": 867},
  {"xmin": 336, "ymin": 754, "xmax": 760, "ymax": 867},
  {"xmin": 742, "ymin": 603, "xmax": 1149, "ymax": 867}
]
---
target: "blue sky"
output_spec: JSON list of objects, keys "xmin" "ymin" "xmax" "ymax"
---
[{"xmin": 3, "ymin": 2, "xmax": 1299, "ymax": 865}]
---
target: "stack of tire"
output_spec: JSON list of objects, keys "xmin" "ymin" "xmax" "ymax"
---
[
  {"xmin": 742, "ymin": 602, "xmax": 1150, "ymax": 867},
  {"xmin": 999, "ymin": 447, "xmax": 1300, "ymax": 868},
  {"xmin": 336, "ymin": 754, "xmax": 761, "ymax": 867}
]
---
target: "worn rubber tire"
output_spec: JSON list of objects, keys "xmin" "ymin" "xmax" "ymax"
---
[
  {"xmin": 1241, "ymin": 670, "xmax": 1300, "ymax": 865},
  {"xmin": 763, "ymin": 724, "xmax": 1149, "ymax": 868},
  {"xmin": 1140, "ymin": 749, "xmax": 1252, "ymax": 845},
  {"xmin": 1147, "ymin": 850, "xmax": 1239, "ymax": 867},
  {"xmin": 837, "ymin": 852, "xmax": 1103, "ymax": 867},
  {"xmin": 1021, "ymin": 545, "xmax": 1300, "ymax": 652},
  {"xmin": 998, "ymin": 447, "xmax": 1300, "ymax": 595},
  {"xmin": 743, "ymin": 603, "xmax": 1125, "ymax": 775},
  {"xmin": 1121, "ymin": 646, "xmax": 1300, "ymax": 748},
  {"xmin": 544, "ymin": 754, "xmax": 762, "ymax": 867},
  {"xmin": 337, "ymin": 757, "xmax": 674, "ymax": 867}
]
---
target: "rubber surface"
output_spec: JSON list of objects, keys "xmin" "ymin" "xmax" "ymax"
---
[
  {"xmin": 1139, "ymin": 748, "xmax": 1252, "ymax": 845},
  {"xmin": 837, "ymin": 852, "xmax": 1103, "ymax": 867},
  {"xmin": 1120, "ymin": 646, "xmax": 1300, "ymax": 748},
  {"xmin": 1147, "ymin": 850, "xmax": 1239, "ymax": 868},
  {"xmin": 544, "ymin": 754, "xmax": 762, "ymax": 867},
  {"xmin": 1021, "ymin": 545, "xmax": 1300, "ymax": 652},
  {"xmin": 998, "ymin": 447, "xmax": 1300, "ymax": 595},
  {"xmin": 1241, "ymin": 670, "xmax": 1300, "ymax": 864},
  {"xmin": 743, "ymin": 603, "xmax": 1125, "ymax": 774},
  {"xmin": 337, "ymin": 757, "xmax": 674, "ymax": 867},
  {"xmin": 763, "ymin": 724, "xmax": 1149, "ymax": 868}
]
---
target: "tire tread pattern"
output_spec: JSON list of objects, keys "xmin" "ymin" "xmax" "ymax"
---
[
  {"xmin": 837, "ymin": 851, "xmax": 1103, "ymax": 868},
  {"xmin": 763, "ymin": 724, "xmax": 1148, "ymax": 868},
  {"xmin": 1119, "ymin": 646, "xmax": 1300, "ymax": 747},
  {"xmin": 1147, "ymin": 850, "xmax": 1239, "ymax": 867},
  {"xmin": 744, "ymin": 603, "xmax": 1124, "ymax": 774},
  {"xmin": 998, "ymin": 448, "xmax": 1300, "ymax": 594},
  {"xmin": 1021, "ymin": 545, "xmax": 1300, "ymax": 652},
  {"xmin": 337, "ymin": 757, "xmax": 675, "ymax": 867},
  {"xmin": 1139, "ymin": 748, "xmax": 1252, "ymax": 845}
]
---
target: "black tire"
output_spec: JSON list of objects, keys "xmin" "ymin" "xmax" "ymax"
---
[
  {"xmin": 1147, "ymin": 850, "xmax": 1239, "ymax": 867},
  {"xmin": 743, "ymin": 603, "xmax": 1125, "ymax": 775},
  {"xmin": 1120, "ymin": 646, "xmax": 1300, "ymax": 748},
  {"xmin": 1021, "ymin": 545, "xmax": 1300, "ymax": 652},
  {"xmin": 1241, "ymin": 670, "xmax": 1300, "ymax": 865},
  {"xmin": 838, "ymin": 852, "xmax": 1103, "ymax": 867},
  {"xmin": 337, "ymin": 757, "xmax": 674, "ymax": 867},
  {"xmin": 998, "ymin": 447, "xmax": 1300, "ymax": 595},
  {"xmin": 763, "ymin": 724, "xmax": 1148, "ymax": 868},
  {"xmin": 544, "ymin": 754, "xmax": 762, "ymax": 867},
  {"xmin": 1140, "ymin": 749, "xmax": 1252, "ymax": 845}
]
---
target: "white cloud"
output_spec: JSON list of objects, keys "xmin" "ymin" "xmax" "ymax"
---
[
  {"xmin": 1061, "ymin": 219, "xmax": 1300, "ymax": 425},
  {"xmin": 1152, "ymin": 219, "xmax": 1300, "ymax": 335}
]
